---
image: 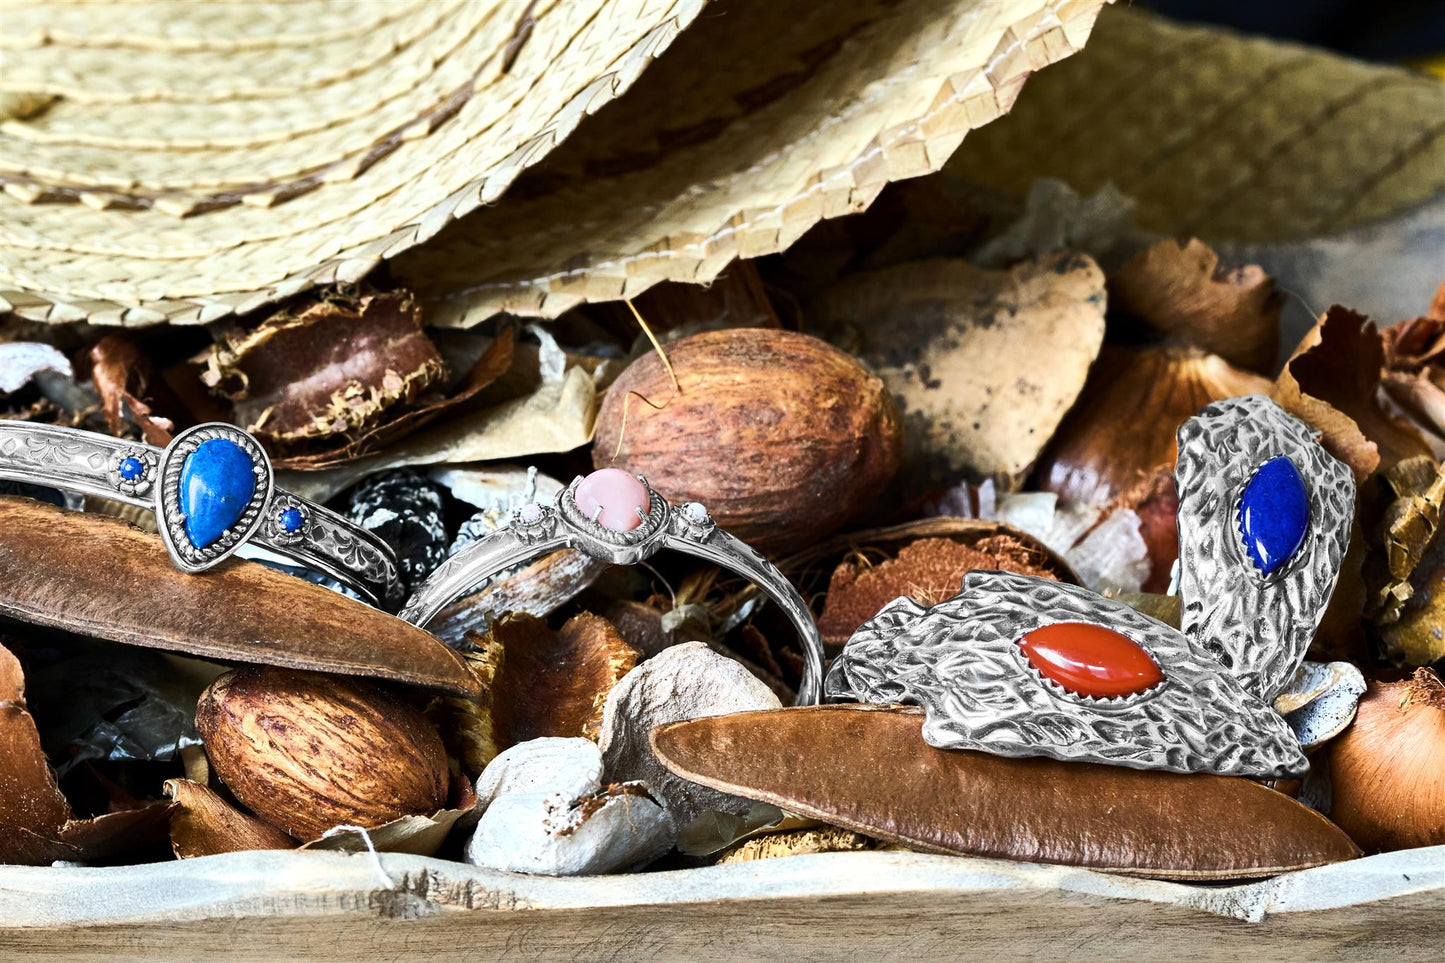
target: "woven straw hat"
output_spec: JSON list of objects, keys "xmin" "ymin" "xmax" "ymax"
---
[
  {"xmin": 0, "ymin": 0, "xmax": 1112, "ymax": 327},
  {"xmin": 948, "ymin": 6, "xmax": 1445, "ymax": 244}
]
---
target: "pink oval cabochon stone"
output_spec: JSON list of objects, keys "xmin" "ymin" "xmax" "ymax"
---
[{"xmin": 574, "ymin": 468, "xmax": 650, "ymax": 532}]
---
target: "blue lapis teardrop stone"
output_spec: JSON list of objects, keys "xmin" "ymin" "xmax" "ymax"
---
[
  {"xmin": 1238, "ymin": 456, "xmax": 1309, "ymax": 576},
  {"xmin": 179, "ymin": 438, "xmax": 256, "ymax": 550}
]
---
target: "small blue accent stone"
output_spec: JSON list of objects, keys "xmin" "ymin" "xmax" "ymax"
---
[
  {"xmin": 279, "ymin": 507, "xmax": 304, "ymax": 533},
  {"xmin": 1238, "ymin": 456, "xmax": 1309, "ymax": 576},
  {"xmin": 179, "ymin": 438, "xmax": 256, "ymax": 550},
  {"xmin": 118, "ymin": 456, "xmax": 144, "ymax": 481}
]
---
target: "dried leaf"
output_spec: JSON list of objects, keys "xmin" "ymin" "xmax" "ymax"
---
[
  {"xmin": 0, "ymin": 498, "xmax": 479, "ymax": 696},
  {"xmin": 652, "ymin": 704, "xmax": 1361, "ymax": 880},
  {"xmin": 1367, "ymin": 456, "xmax": 1445, "ymax": 628},
  {"xmin": 1109, "ymin": 238, "xmax": 1282, "ymax": 373},
  {"xmin": 86, "ymin": 334, "xmax": 174, "ymax": 446},
  {"xmin": 164, "ymin": 779, "xmax": 296, "ymax": 859},
  {"xmin": 303, "ymin": 777, "xmax": 479, "ymax": 858},
  {"xmin": 717, "ymin": 825, "xmax": 879, "ymax": 864},
  {"xmin": 1273, "ymin": 307, "xmax": 1435, "ymax": 480},
  {"xmin": 1379, "ymin": 546, "xmax": 1445, "ymax": 666},
  {"xmin": 809, "ymin": 252, "xmax": 1106, "ymax": 489},
  {"xmin": 204, "ymin": 292, "xmax": 446, "ymax": 450},
  {"xmin": 817, "ymin": 536, "xmax": 1062, "ymax": 646},
  {"xmin": 1382, "ymin": 315, "xmax": 1445, "ymax": 444}
]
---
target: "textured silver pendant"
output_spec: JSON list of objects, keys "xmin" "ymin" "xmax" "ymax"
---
[
  {"xmin": 1175, "ymin": 395, "xmax": 1355, "ymax": 702},
  {"xmin": 826, "ymin": 572, "xmax": 1308, "ymax": 778}
]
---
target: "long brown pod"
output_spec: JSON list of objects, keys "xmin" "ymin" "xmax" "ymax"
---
[{"xmin": 652, "ymin": 704, "xmax": 1361, "ymax": 880}]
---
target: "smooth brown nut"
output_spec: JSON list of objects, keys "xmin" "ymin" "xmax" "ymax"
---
[
  {"xmin": 196, "ymin": 666, "xmax": 449, "ymax": 841},
  {"xmin": 593, "ymin": 328, "xmax": 903, "ymax": 553}
]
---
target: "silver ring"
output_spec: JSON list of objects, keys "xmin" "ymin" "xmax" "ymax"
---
[
  {"xmin": 400, "ymin": 470, "xmax": 825, "ymax": 705},
  {"xmin": 0, "ymin": 421, "xmax": 402, "ymax": 608}
]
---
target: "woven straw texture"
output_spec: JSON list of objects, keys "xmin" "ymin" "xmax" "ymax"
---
[
  {"xmin": 397, "ymin": 0, "xmax": 1110, "ymax": 326},
  {"xmin": 0, "ymin": 0, "xmax": 1111, "ymax": 327},
  {"xmin": 946, "ymin": 6, "xmax": 1445, "ymax": 243}
]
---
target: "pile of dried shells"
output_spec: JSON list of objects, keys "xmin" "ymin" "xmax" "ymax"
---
[{"xmin": 1, "ymin": 175, "xmax": 1441, "ymax": 886}]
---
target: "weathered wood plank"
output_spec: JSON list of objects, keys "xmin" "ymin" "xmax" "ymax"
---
[{"xmin": 0, "ymin": 848, "xmax": 1441, "ymax": 960}]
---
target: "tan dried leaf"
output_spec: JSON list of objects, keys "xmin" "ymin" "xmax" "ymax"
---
[
  {"xmin": 717, "ymin": 825, "xmax": 878, "ymax": 864},
  {"xmin": 1109, "ymin": 238, "xmax": 1282, "ymax": 373},
  {"xmin": 164, "ymin": 779, "xmax": 296, "ymax": 859}
]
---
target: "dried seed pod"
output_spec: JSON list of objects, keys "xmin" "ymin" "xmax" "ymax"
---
[
  {"xmin": 652, "ymin": 704, "xmax": 1361, "ymax": 880},
  {"xmin": 593, "ymin": 328, "xmax": 903, "ymax": 554},
  {"xmin": 163, "ymin": 779, "xmax": 296, "ymax": 859},
  {"xmin": 196, "ymin": 666, "xmax": 450, "ymax": 841},
  {"xmin": 1326, "ymin": 669, "xmax": 1445, "ymax": 852}
]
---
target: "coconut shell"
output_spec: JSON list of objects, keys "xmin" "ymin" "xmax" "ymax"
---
[
  {"xmin": 651, "ymin": 704, "xmax": 1362, "ymax": 880},
  {"xmin": 592, "ymin": 328, "xmax": 903, "ymax": 554}
]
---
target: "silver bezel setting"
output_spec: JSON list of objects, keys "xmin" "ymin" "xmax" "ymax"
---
[
  {"xmin": 554, "ymin": 474, "xmax": 671, "ymax": 564},
  {"xmin": 155, "ymin": 423, "xmax": 274, "ymax": 573},
  {"xmin": 671, "ymin": 501, "xmax": 717, "ymax": 542},
  {"xmin": 109, "ymin": 447, "xmax": 157, "ymax": 497},
  {"xmin": 265, "ymin": 492, "xmax": 310, "ymax": 546},
  {"xmin": 1176, "ymin": 395, "xmax": 1354, "ymax": 702}
]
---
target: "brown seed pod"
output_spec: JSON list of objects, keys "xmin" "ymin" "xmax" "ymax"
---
[
  {"xmin": 1326, "ymin": 668, "xmax": 1445, "ymax": 853},
  {"xmin": 196, "ymin": 666, "xmax": 450, "ymax": 842},
  {"xmin": 593, "ymin": 328, "xmax": 903, "ymax": 554}
]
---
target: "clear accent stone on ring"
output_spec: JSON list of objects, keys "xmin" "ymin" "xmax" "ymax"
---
[
  {"xmin": 681, "ymin": 501, "xmax": 708, "ymax": 522},
  {"xmin": 517, "ymin": 502, "xmax": 544, "ymax": 524}
]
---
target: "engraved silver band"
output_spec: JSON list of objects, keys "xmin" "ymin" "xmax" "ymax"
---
[
  {"xmin": 0, "ymin": 421, "xmax": 402, "ymax": 608},
  {"xmin": 400, "ymin": 475, "xmax": 826, "ymax": 705}
]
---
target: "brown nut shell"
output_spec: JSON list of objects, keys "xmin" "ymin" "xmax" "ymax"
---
[
  {"xmin": 593, "ymin": 328, "xmax": 903, "ymax": 554},
  {"xmin": 652, "ymin": 704, "xmax": 1361, "ymax": 880},
  {"xmin": 196, "ymin": 666, "xmax": 450, "ymax": 842}
]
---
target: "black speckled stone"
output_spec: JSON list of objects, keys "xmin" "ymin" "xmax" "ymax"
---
[{"xmin": 341, "ymin": 469, "xmax": 449, "ymax": 595}]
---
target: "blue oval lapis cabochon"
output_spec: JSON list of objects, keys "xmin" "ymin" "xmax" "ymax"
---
[
  {"xmin": 179, "ymin": 438, "xmax": 256, "ymax": 550},
  {"xmin": 1238, "ymin": 455, "xmax": 1309, "ymax": 576}
]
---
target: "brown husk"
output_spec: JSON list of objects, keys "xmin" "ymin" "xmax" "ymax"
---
[
  {"xmin": 1366, "ymin": 456, "xmax": 1445, "ymax": 641},
  {"xmin": 164, "ymin": 778, "xmax": 297, "ymax": 859},
  {"xmin": 202, "ymin": 291, "xmax": 446, "ymax": 451},
  {"xmin": 478, "ymin": 613, "xmax": 640, "ymax": 749},
  {"xmin": 1272, "ymin": 306, "xmax": 1435, "ymax": 480},
  {"xmin": 817, "ymin": 535, "xmax": 1062, "ymax": 646},
  {"xmin": 0, "ymin": 639, "xmax": 171, "ymax": 865},
  {"xmin": 85, "ymin": 334, "xmax": 175, "ymax": 446},
  {"xmin": 0, "ymin": 497, "xmax": 479, "ymax": 696},
  {"xmin": 1381, "ymin": 315, "xmax": 1445, "ymax": 444},
  {"xmin": 1109, "ymin": 238, "xmax": 1282, "ymax": 374},
  {"xmin": 651, "ymin": 704, "xmax": 1361, "ymax": 880},
  {"xmin": 593, "ymin": 328, "xmax": 903, "ymax": 553},
  {"xmin": 1326, "ymin": 669, "xmax": 1445, "ymax": 853},
  {"xmin": 808, "ymin": 252, "xmax": 1107, "ymax": 490},
  {"xmin": 197, "ymin": 666, "xmax": 451, "ymax": 842}
]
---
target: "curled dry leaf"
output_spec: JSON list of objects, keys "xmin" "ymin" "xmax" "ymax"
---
[
  {"xmin": 0, "ymin": 498, "xmax": 479, "ymax": 696},
  {"xmin": 651, "ymin": 704, "xmax": 1361, "ymax": 881},
  {"xmin": 0, "ymin": 639, "xmax": 171, "ymax": 866},
  {"xmin": 598, "ymin": 642, "xmax": 781, "ymax": 834},
  {"xmin": 163, "ymin": 778, "xmax": 296, "ymax": 859},
  {"xmin": 809, "ymin": 252, "xmax": 1106, "ymax": 490},
  {"xmin": 465, "ymin": 737, "xmax": 673, "ymax": 876},
  {"xmin": 593, "ymin": 328, "xmax": 903, "ymax": 554},
  {"xmin": 203, "ymin": 291, "xmax": 446, "ymax": 450},
  {"xmin": 1272, "ymin": 306, "xmax": 1435, "ymax": 480},
  {"xmin": 302, "ymin": 774, "xmax": 479, "ymax": 858},
  {"xmin": 817, "ymin": 535, "xmax": 1062, "ymax": 646},
  {"xmin": 717, "ymin": 825, "xmax": 879, "ymax": 865},
  {"xmin": 1378, "ymin": 551, "xmax": 1445, "ymax": 667},
  {"xmin": 86, "ymin": 334, "xmax": 175, "ymax": 446},
  {"xmin": 197, "ymin": 666, "xmax": 451, "ymax": 842},
  {"xmin": 1326, "ymin": 669, "xmax": 1445, "ymax": 853},
  {"xmin": 1381, "ymin": 315, "xmax": 1445, "ymax": 443},
  {"xmin": 1109, "ymin": 238, "xmax": 1282, "ymax": 374}
]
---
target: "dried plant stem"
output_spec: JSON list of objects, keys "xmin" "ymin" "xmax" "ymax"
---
[{"xmin": 612, "ymin": 299, "xmax": 680, "ymax": 458}]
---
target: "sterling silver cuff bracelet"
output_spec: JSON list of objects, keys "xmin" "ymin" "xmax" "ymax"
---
[{"xmin": 0, "ymin": 421, "xmax": 402, "ymax": 608}]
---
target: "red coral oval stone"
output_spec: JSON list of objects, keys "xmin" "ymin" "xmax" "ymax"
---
[{"xmin": 1017, "ymin": 622, "xmax": 1164, "ymax": 698}]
